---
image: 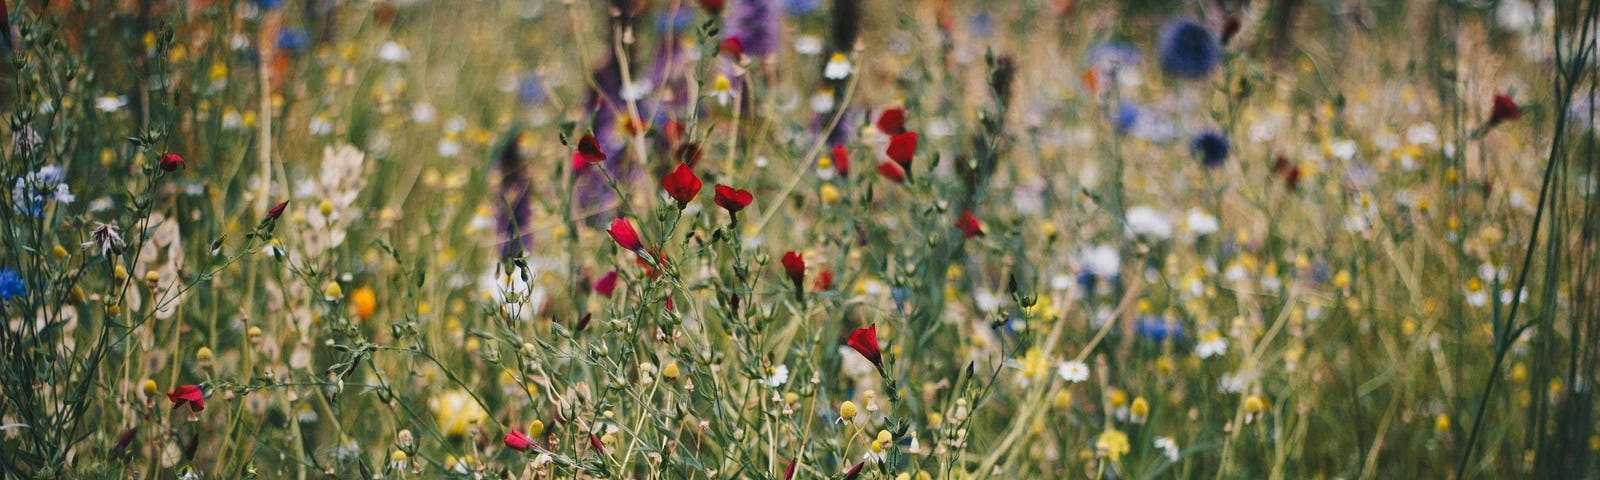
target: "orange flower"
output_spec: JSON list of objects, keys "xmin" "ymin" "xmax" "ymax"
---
[{"xmin": 351, "ymin": 286, "xmax": 377, "ymax": 320}]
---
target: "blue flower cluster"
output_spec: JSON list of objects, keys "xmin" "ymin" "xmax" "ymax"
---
[
  {"xmin": 0, "ymin": 268, "xmax": 24, "ymax": 300},
  {"xmin": 11, "ymin": 165, "xmax": 74, "ymax": 217}
]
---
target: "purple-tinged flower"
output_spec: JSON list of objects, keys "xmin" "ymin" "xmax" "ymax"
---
[
  {"xmin": 725, "ymin": 0, "xmax": 781, "ymax": 57},
  {"xmin": 1191, "ymin": 131, "xmax": 1229, "ymax": 168}
]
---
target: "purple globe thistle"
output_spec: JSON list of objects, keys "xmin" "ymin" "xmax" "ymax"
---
[
  {"xmin": 1191, "ymin": 131, "xmax": 1229, "ymax": 168},
  {"xmin": 1158, "ymin": 19, "xmax": 1222, "ymax": 79},
  {"xmin": 726, "ymin": 0, "xmax": 782, "ymax": 57}
]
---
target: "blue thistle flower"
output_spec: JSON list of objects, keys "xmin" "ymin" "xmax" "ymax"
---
[
  {"xmin": 1158, "ymin": 19, "xmax": 1222, "ymax": 79},
  {"xmin": 1191, "ymin": 131, "xmax": 1229, "ymax": 168},
  {"xmin": 726, "ymin": 0, "xmax": 782, "ymax": 57},
  {"xmin": 0, "ymin": 268, "xmax": 24, "ymax": 300}
]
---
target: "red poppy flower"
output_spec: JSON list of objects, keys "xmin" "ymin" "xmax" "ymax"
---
[
  {"xmin": 781, "ymin": 251, "xmax": 806, "ymax": 291},
  {"xmin": 784, "ymin": 459, "xmax": 798, "ymax": 480},
  {"xmin": 166, "ymin": 384, "xmax": 205, "ymax": 412},
  {"xmin": 1490, "ymin": 93, "xmax": 1520, "ymax": 124},
  {"xmin": 720, "ymin": 37, "xmax": 744, "ymax": 58},
  {"xmin": 814, "ymin": 267, "xmax": 834, "ymax": 291},
  {"xmin": 593, "ymin": 270, "xmax": 619, "ymax": 297},
  {"xmin": 608, "ymin": 217, "xmax": 644, "ymax": 252},
  {"xmin": 266, "ymin": 200, "xmax": 289, "ymax": 221},
  {"xmin": 505, "ymin": 430, "xmax": 534, "ymax": 452},
  {"xmin": 576, "ymin": 134, "xmax": 606, "ymax": 163},
  {"xmin": 160, "ymin": 153, "xmax": 186, "ymax": 172},
  {"xmin": 661, "ymin": 163, "xmax": 703, "ymax": 207},
  {"xmin": 714, "ymin": 184, "xmax": 754, "ymax": 215},
  {"xmin": 956, "ymin": 210, "xmax": 983, "ymax": 238},
  {"xmin": 589, "ymin": 432, "xmax": 606, "ymax": 454},
  {"xmin": 846, "ymin": 324, "xmax": 882, "ymax": 368},
  {"xmin": 831, "ymin": 144, "xmax": 851, "ymax": 177},
  {"xmin": 886, "ymin": 131, "xmax": 918, "ymax": 168},
  {"xmin": 877, "ymin": 107, "xmax": 906, "ymax": 135},
  {"xmin": 876, "ymin": 161, "xmax": 906, "ymax": 184}
]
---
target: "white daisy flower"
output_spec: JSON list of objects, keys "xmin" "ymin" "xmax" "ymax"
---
[
  {"xmin": 1056, "ymin": 361, "xmax": 1090, "ymax": 383},
  {"xmin": 1154, "ymin": 437, "xmax": 1181, "ymax": 462},
  {"xmin": 823, "ymin": 53, "xmax": 853, "ymax": 79}
]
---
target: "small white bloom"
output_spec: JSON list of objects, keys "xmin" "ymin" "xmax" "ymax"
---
[
  {"xmin": 1056, "ymin": 361, "xmax": 1090, "ymax": 383},
  {"xmin": 793, "ymin": 35, "xmax": 823, "ymax": 55},
  {"xmin": 1196, "ymin": 334, "xmax": 1228, "ymax": 359},
  {"xmin": 1186, "ymin": 208, "xmax": 1218, "ymax": 235},
  {"xmin": 1329, "ymin": 139, "xmax": 1358, "ymax": 160},
  {"xmin": 1080, "ymin": 244, "xmax": 1121, "ymax": 279},
  {"xmin": 377, "ymin": 42, "xmax": 411, "ymax": 62},
  {"xmin": 1126, "ymin": 206, "xmax": 1173, "ymax": 239},
  {"xmin": 765, "ymin": 364, "xmax": 790, "ymax": 387},
  {"xmin": 1154, "ymin": 437, "xmax": 1180, "ymax": 462},
  {"xmin": 95, "ymin": 95, "xmax": 128, "ymax": 112},
  {"xmin": 809, "ymin": 89, "xmax": 835, "ymax": 114},
  {"xmin": 823, "ymin": 53, "xmax": 853, "ymax": 80}
]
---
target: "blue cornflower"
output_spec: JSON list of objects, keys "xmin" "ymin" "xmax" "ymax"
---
[
  {"xmin": 0, "ymin": 268, "xmax": 24, "ymax": 300},
  {"xmin": 1191, "ymin": 131, "xmax": 1229, "ymax": 168},
  {"xmin": 1158, "ymin": 19, "xmax": 1222, "ymax": 79},
  {"xmin": 890, "ymin": 286, "xmax": 909, "ymax": 313},
  {"xmin": 252, "ymin": 0, "xmax": 285, "ymax": 10},
  {"xmin": 1114, "ymin": 103, "xmax": 1139, "ymax": 134},
  {"xmin": 11, "ymin": 165, "xmax": 73, "ymax": 216},
  {"xmin": 1136, "ymin": 316, "xmax": 1185, "ymax": 343},
  {"xmin": 276, "ymin": 28, "xmax": 310, "ymax": 52}
]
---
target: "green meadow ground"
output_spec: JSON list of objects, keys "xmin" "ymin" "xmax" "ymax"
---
[{"xmin": 0, "ymin": 0, "xmax": 1597, "ymax": 479}]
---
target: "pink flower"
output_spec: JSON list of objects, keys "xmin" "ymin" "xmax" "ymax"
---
[{"xmin": 505, "ymin": 430, "xmax": 535, "ymax": 452}]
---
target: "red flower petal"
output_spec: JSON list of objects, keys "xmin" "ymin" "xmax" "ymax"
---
[
  {"xmin": 886, "ymin": 131, "xmax": 918, "ymax": 168},
  {"xmin": 661, "ymin": 163, "xmax": 703, "ymax": 206},
  {"xmin": 577, "ymin": 134, "xmax": 607, "ymax": 163},
  {"xmin": 877, "ymin": 107, "xmax": 906, "ymax": 136},
  {"xmin": 846, "ymin": 324, "xmax": 882, "ymax": 367}
]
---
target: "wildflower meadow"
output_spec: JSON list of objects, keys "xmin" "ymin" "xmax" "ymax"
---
[{"xmin": 2, "ymin": 0, "xmax": 1599, "ymax": 478}]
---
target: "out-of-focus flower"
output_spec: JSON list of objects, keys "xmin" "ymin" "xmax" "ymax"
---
[
  {"xmin": 877, "ymin": 107, "xmax": 907, "ymax": 135},
  {"xmin": 1490, "ymin": 93, "xmax": 1521, "ymax": 125},
  {"xmin": 1158, "ymin": 19, "xmax": 1222, "ymax": 79},
  {"xmin": 1192, "ymin": 131, "xmax": 1229, "ymax": 168},
  {"xmin": 95, "ymin": 95, "xmax": 128, "ymax": 112},
  {"xmin": 725, "ymin": 0, "xmax": 781, "ymax": 56},
  {"xmin": 351, "ymin": 287, "xmax": 377, "ymax": 320},
  {"xmin": 782, "ymin": 251, "xmax": 806, "ymax": 293},
  {"xmin": 1057, "ymin": 360, "xmax": 1090, "ymax": 383},
  {"xmin": 1154, "ymin": 436, "xmax": 1181, "ymax": 461},
  {"xmin": 432, "ymin": 389, "xmax": 488, "ymax": 436},
  {"xmin": 823, "ymin": 53, "xmax": 853, "ymax": 79},
  {"xmin": 1096, "ymin": 428, "xmax": 1130, "ymax": 461},
  {"xmin": 160, "ymin": 153, "xmax": 186, "ymax": 172},
  {"xmin": 1197, "ymin": 332, "xmax": 1228, "ymax": 358},
  {"xmin": 1126, "ymin": 206, "xmax": 1173, "ymax": 239},
  {"xmin": 1136, "ymin": 316, "xmax": 1184, "ymax": 343},
  {"xmin": 576, "ymin": 134, "xmax": 607, "ymax": 163},
  {"xmin": 886, "ymin": 132, "xmax": 918, "ymax": 168},
  {"xmin": 593, "ymin": 270, "xmax": 619, "ymax": 297},
  {"xmin": 955, "ymin": 210, "xmax": 984, "ymax": 238}
]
